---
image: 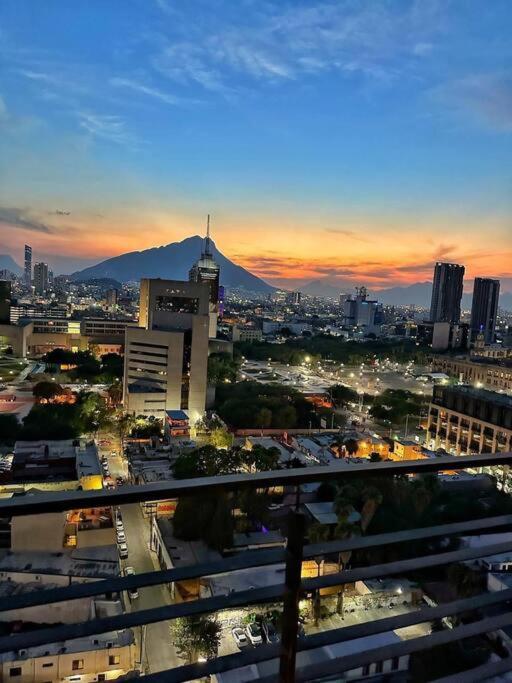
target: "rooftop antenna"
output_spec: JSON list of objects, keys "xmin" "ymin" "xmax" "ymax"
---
[{"xmin": 204, "ymin": 214, "xmax": 212, "ymax": 257}]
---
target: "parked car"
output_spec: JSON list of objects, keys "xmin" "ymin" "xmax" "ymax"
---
[
  {"xmin": 262, "ymin": 620, "xmax": 280, "ymax": 644},
  {"xmin": 118, "ymin": 542, "xmax": 128, "ymax": 559},
  {"xmin": 231, "ymin": 627, "xmax": 248, "ymax": 648},
  {"xmin": 245, "ymin": 622, "xmax": 263, "ymax": 646},
  {"xmin": 115, "ymin": 518, "xmax": 124, "ymax": 532},
  {"xmin": 123, "ymin": 566, "xmax": 139, "ymax": 599},
  {"xmin": 117, "ymin": 530, "xmax": 126, "ymax": 543}
]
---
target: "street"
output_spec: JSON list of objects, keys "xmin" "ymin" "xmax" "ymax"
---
[{"xmin": 100, "ymin": 441, "xmax": 181, "ymax": 675}]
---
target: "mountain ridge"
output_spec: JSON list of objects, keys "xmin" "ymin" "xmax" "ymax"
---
[{"xmin": 71, "ymin": 236, "xmax": 275, "ymax": 293}]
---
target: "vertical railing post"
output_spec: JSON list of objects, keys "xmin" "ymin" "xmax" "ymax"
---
[{"xmin": 279, "ymin": 509, "xmax": 305, "ymax": 683}]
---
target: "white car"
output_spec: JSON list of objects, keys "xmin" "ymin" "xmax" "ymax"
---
[
  {"xmin": 245, "ymin": 623, "xmax": 263, "ymax": 646},
  {"xmin": 115, "ymin": 518, "xmax": 124, "ymax": 532},
  {"xmin": 123, "ymin": 566, "xmax": 139, "ymax": 599},
  {"xmin": 232, "ymin": 627, "xmax": 248, "ymax": 648},
  {"xmin": 117, "ymin": 530, "xmax": 126, "ymax": 543},
  {"xmin": 118, "ymin": 542, "xmax": 128, "ymax": 559}
]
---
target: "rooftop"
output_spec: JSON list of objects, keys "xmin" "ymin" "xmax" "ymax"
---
[{"xmin": 0, "ymin": 547, "xmax": 119, "ymax": 578}]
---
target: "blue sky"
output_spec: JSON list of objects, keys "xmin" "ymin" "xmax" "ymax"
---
[{"xmin": 0, "ymin": 0, "xmax": 511, "ymax": 287}]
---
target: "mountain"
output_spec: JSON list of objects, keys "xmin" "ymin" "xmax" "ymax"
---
[
  {"xmin": 71, "ymin": 236, "xmax": 275, "ymax": 293},
  {"xmin": 377, "ymin": 282, "xmax": 432, "ymax": 307},
  {"xmin": 0, "ymin": 255, "xmax": 22, "ymax": 275}
]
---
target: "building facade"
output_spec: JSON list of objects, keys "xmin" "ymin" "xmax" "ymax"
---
[
  {"xmin": 33, "ymin": 262, "xmax": 49, "ymax": 295},
  {"xmin": 124, "ymin": 279, "xmax": 209, "ymax": 423},
  {"xmin": 24, "ymin": 244, "xmax": 32, "ymax": 287},
  {"xmin": 470, "ymin": 277, "xmax": 500, "ymax": 343},
  {"xmin": 429, "ymin": 262, "xmax": 465, "ymax": 324},
  {"xmin": 426, "ymin": 385, "xmax": 512, "ymax": 455},
  {"xmin": 431, "ymin": 355, "xmax": 512, "ymax": 393}
]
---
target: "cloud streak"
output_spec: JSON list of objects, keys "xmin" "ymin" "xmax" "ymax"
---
[{"xmin": 0, "ymin": 207, "xmax": 52, "ymax": 233}]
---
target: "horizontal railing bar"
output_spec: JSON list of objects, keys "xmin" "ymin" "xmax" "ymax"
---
[
  {"xmin": 0, "ymin": 547, "xmax": 285, "ymax": 613},
  {"xmin": 3, "ymin": 537, "xmax": 511, "ymax": 659},
  {"xmin": 129, "ymin": 588, "xmax": 512, "ymax": 683},
  {"xmin": 0, "ymin": 453, "xmax": 510, "ymax": 516},
  {"xmin": 303, "ymin": 539, "xmax": 512, "ymax": 591},
  {"xmin": 0, "ymin": 584, "xmax": 284, "ymax": 655},
  {"xmin": 432, "ymin": 657, "xmax": 512, "ymax": 683},
  {"xmin": 4, "ymin": 513, "xmax": 509, "ymax": 614},
  {"xmin": 5, "ymin": 515, "xmax": 512, "ymax": 612},
  {"xmin": 288, "ymin": 611, "xmax": 512, "ymax": 683},
  {"xmin": 303, "ymin": 514, "xmax": 512, "ymax": 558}
]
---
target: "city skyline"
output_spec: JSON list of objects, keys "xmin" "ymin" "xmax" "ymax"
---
[{"xmin": 1, "ymin": 1, "xmax": 511, "ymax": 289}]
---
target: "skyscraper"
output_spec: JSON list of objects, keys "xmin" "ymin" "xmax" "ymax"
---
[
  {"xmin": 189, "ymin": 215, "xmax": 220, "ymax": 337},
  {"xmin": 470, "ymin": 277, "xmax": 500, "ymax": 344},
  {"xmin": 33, "ymin": 262, "xmax": 49, "ymax": 295},
  {"xmin": 429, "ymin": 262, "xmax": 465, "ymax": 324},
  {"xmin": 124, "ymin": 278, "xmax": 210, "ymax": 423},
  {"xmin": 24, "ymin": 245, "xmax": 32, "ymax": 287}
]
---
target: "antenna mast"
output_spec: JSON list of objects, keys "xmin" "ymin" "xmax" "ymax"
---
[{"xmin": 205, "ymin": 214, "xmax": 212, "ymax": 256}]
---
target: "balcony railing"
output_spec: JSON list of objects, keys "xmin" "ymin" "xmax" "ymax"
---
[{"xmin": 1, "ymin": 453, "xmax": 512, "ymax": 682}]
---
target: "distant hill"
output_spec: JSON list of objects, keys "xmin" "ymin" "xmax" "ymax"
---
[
  {"xmin": 0, "ymin": 255, "xmax": 22, "ymax": 275},
  {"xmin": 71, "ymin": 236, "xmax": 275, "ymax": 293},
  {"xmin": 302, "ymin": 278, "xmax": 511, "ymax": 311}
]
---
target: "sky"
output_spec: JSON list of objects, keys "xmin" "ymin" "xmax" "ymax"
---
[{"xmin": 0, "ymin": 0, "xmax": 511, "ymax": 290}]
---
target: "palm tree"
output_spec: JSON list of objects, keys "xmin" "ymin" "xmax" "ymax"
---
[
  {"xmin": 307, "ymin": 523, "xmax": 330, "ymax": 626},
  {"xmin": 333, "ymin": 512, "xmax": 361, "ymax": 617}
]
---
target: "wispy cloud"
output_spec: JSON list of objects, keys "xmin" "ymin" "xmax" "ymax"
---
[
  {"xmin": 432, "ymin": 73, "xmax": 512, "ymax": 132},
  {"xmin": 0, "ymin": 206, "xmax": 52, "ymax": 233},
  {"xmin": 152, "ymin": 0, "xmax": 444, "ymax": 94},
  {"xmin": 110, "ymin": 77, "xmax": 197, "ymax": 106},
  {"xmin": 78, "ymin": 112, "xmax": 136, "ymax": 146},
  {"xmin": 324, "ymin": 228, "xmax": 371, "ymax": 243}
]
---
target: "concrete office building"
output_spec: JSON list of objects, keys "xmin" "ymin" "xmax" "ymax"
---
[
  {"xmin": 426, "ymin": 385, "xmax": 512, "ymax": 455},
  {"xmin": 24, "ymin": 244, "xmax": 32, "ymax": 287},
  {"xmin": 33, "ymin": 262, "xmax": 49, "ymax": 295},
  {"xmin": 471, "ymin": 277, "xmax": 500, "ymax": 343},
  {"xmin": 429, "ymin": 262, "xmax": 465, "ymax": 324},
  {"xmin": 124, "ymin": 279, "xmax": 210, "ymax": 424}
]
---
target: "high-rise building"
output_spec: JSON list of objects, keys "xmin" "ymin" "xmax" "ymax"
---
[
  {"xmin": 0, "ymin": 280, "xmax": 11, "ymax": 324},
  {"xmin": 106, "ymin": 288, "xmax": 119, "ymax": 310},
  {"xmin": 189, "ymin": 215, "xmax": 220, "ymax": 338},
  {"xmin": 23, "ymin": 245, "xmax": 32, "ymax": 287},
  {"xmin": 33, "ymin": 262, "xmax": 49, "ymax": 295},
  {"xmin": 429, "ymin": 262, "xmax": 465, "ymax": 324},
  {"xmin": 123, "ymin": 279, "xmax": 210, "ymax": 424},
  {"xmin": 343, "ymin": 286, "xmax": 382, "ymax": 333},
  {"xmin": 470, "ymin": 277, "xmax": 500, "ymax": 344}
]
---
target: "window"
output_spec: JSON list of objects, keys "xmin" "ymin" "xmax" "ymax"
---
[
  {"xmin": 9, "ymin": 668, "xmax": 22, "ymax": 677},
  {"xmin": 156, "ymin": 295, "xmax": 199, "ymax": 314},
  {"xmin": 362, "ymin": 664, "xmax": 370, "ymax": 676},
  {"xmin": 375, "ymin": 661, "xmax": 383, "ymax": 673},
  {"xmin": 391, "ymin": 656, "xmax": 400, "ymax": 670},
  {"xmin": 109, "ymin": 655, "xmax": 120, "ymax": 666},
  {"xmin": 72, "ymin": 659, "xmax": 84, "ymax": 671},
  {"xmin": 42, "ymin": 662, "xmax": 54, "ymax": 668},
  {"xmin": 98, "ymin": 676, "xmax": 106, "ymax": 682}
]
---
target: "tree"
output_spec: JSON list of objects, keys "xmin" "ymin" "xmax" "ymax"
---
[
  {"xmin": 32, "ymin": 381, "xmax": 63, "ymax": 403},
  {"xmin": 330, "ymin": 385, "xmax": 358, "ymax": 407},
  {"xmin": 107, "ymin": 382, "xmax": 123, "ymax": 406},
  {"xmin": 0, "ymin": 414, "xmax": 20, "ymax": 443},
  {"xmin": 369, "ymin": 452, "xmax": 382, "ymax": 462},
  {"xmin": 99, "ymin": 353, "xmax": 123, "ymax": 381},
  {"xmin": 114, "ymin": 411, "xmax": 135, "ymax": 447},
  {"xmin": 209, "ymin": 426, "xmax": 233, "ymax": 449},
  {"xmin": 207, "ymin": 353, "xmax": 240, "ymax": 385},
  {"xmin": 170, "ymin": 615, "xmax": 221, "ymax": 664},
  {"xmin": 343, "ymin": 438, "xmax": 359, "ymax": 457}
]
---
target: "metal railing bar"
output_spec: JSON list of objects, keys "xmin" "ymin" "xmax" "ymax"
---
[
  {"xmin": 123, "ymin": 588, "xmax": 512, "ymax": 683},
  {"xmin": 303, "ymin": 539, "xmax": 512, "ymax": 591},
  {"xmin": 303, "ymin": 514, "xmax": 512, "ymax": 558},
  {"xmin": 432, "ymin": 657, "xmax": 512, "ymax": 683},
  {"xmin": 286, "ymin": 611, "xmax": 512, "ymax": 683},
  {"xmin": 0, "ymin": 583, "xmax": 284, "ymax": 655},
  {"xmin": 0, "ymin": 547, "xmax": 285, "ymax": 613},
  {"xmin": 1, "ymin": 453, "xmax": 511, "ymax": 516},
  {"xmin": 2, "ymin": 539, "xmax": 510, "ymax": 654}
]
